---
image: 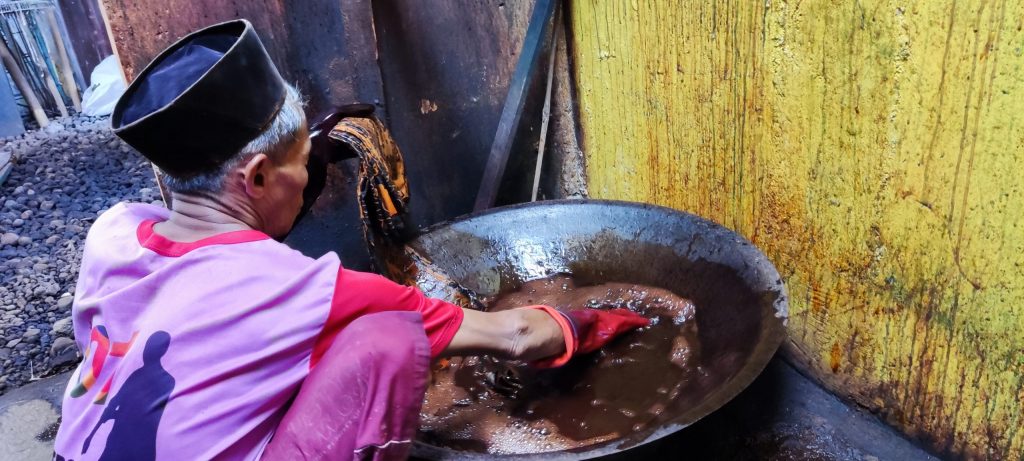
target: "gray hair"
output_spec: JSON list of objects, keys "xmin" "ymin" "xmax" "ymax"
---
[{"xmin": 161, "ymin": 84, "xmax": 306, "ymax": 194}]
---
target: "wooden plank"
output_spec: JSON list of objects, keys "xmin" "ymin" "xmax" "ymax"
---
[{"xmin": 571, "ymin": 0, "xmax": 1024, "ymax": 458}]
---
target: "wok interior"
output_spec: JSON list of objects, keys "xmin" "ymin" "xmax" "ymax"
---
[{"xmin": 410, "ymin": 201, "xmax": 787, "ymax": 457}]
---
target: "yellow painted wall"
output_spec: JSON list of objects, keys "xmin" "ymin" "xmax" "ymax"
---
[{"xmin": 570, "ymin": 1, "xmax": 1024, "ymax": 458}]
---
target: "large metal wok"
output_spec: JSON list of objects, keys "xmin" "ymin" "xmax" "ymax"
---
[{"xmin": 407, "ymin": 199, "xmax": 788, "ymax": 460}]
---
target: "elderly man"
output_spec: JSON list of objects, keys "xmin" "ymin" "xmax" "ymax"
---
[{"xmin": 53, "ymin": 20, "xmax": 647, "ymax": 460}]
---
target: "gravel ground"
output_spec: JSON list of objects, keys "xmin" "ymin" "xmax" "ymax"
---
[{"xmin": 0, "ymin": 114, "xmax": 158, "ymax": 394}]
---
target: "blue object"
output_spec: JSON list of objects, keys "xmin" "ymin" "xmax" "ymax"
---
[{"xmin": 0, "ymin": 69, "xmax": 25, "ymax": 138}]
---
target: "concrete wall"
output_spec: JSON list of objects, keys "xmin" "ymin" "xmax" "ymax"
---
[{"xmin": 569, "ymin": 1, "xmax": 1024, "ymax": 458}]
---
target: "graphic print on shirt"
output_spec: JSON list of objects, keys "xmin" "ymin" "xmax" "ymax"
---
[
  {"xmin": 75, "ymin": 330, "xmax": 176, "ymax": 460},
  {"xmin": 70, "ymin": 326, "xmax": 139, "ymax": 403}
]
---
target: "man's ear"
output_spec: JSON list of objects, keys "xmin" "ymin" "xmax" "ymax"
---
[{"xmin": 241, "ymin": 153, "xmax": 270, "ymax": 198}]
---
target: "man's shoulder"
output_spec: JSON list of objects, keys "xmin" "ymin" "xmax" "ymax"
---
[
  {"xmin": 196, "ymin": 236, "xmax": 342, "ymax": 282},
  {"xmin": 89, "ymin": 202, "xmax": 167, "ymax": 234}
]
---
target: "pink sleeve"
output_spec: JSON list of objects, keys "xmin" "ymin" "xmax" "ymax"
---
[{"xmin": 310, "ymin": 268, "xmax": 464, "ymax": 367}]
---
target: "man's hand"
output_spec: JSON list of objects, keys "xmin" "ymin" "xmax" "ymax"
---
[
  {"xmin": 529, "ymin": 306, "xmax": 649, "ymax": 368},
  {"xmin": 441, "ymin": 305, "xmax": 648, "ymax": 367}
]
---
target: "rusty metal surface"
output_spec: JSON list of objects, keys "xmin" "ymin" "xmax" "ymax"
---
[
  {"xmin": 373, "ymin": 0, "xmax": 551, "ymax": 228},
  {"xmin": 100, "ymin": 0, "xmax": 383, "ymax": 115},
  {"xmin": 405, "ymin": 200, "xmax": 787, "ymax": 459}
]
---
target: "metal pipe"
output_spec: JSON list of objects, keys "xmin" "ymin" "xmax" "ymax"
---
[
  {"xmin": 14, "ymin": 9, "xmax": 66, "ymax": 116},
  {"xmin": 0, "ymin": 1, "xmax": 52, "ymax": 15}
]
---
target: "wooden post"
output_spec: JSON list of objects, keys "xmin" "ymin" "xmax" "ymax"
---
[
  {"xmin": 0, "ymin": 37, "xmax": 48, "ymax": 127},
  {"xmin": 44, "ymin": 8, "xmax": 80, "ymax": 111}
]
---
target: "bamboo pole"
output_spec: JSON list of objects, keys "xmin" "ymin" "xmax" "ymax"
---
[
  {"xmin": 0, "ymin": 36, "xmax": 47, "ymax": 127},
  {"xmin": 17, "ymin": 10, "xmax": 66, "ymax": 117},
  {"xmin": 151, "ymin": 163, "xmax": 172, "ymax": 209},
  {"xmin": 531, "ymin": 7, "xmax": 560, "ymax": 202},
  {"xmin": 43, "ymin": 8, "xmax": 79, "ymax": 111}
]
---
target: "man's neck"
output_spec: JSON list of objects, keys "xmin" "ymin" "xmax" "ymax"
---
[{"xmin": 153, "ymin": 192, "xmax": 262, "ymax": 242}]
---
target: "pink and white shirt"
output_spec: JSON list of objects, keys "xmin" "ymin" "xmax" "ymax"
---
[{"xmin": 53, "ymin": 203, "xmax": 463, "ymax": 460}]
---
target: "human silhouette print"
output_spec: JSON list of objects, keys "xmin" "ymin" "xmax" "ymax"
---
[{"xmin": 82, "ymin": 330, "xmax": 175, "ymax": 460}]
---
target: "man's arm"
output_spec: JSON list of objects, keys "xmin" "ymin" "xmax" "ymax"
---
[
  {"xmin": 441, "ymin": 308, "xmax": 566, "ymax": 361},
  {"xmin": 330, "ymin": 268, "xmax": 648, "ymax": 366},
  {"xmin": 442, "ymin": 304, "xmax": 650, "ymax": 368}
]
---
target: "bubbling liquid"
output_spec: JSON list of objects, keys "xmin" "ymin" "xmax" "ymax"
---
[{"xmin": 418, "ymin": 274, "xmax": 706, "ymax": 455}]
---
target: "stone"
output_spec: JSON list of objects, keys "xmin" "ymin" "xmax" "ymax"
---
[
  {"xmin": 6, "ymin": 338, "xmax": 20, "ymax": 348},
  {"xmin": 0, "ymin": 113, "xmax": 158, "ymax": 390},
  {"xmin": 43, "ymin": 121, "xmax": 64, "ymax": 134},
  {"xmin": 11, "ymin": 218, "xmax": 23, "ymax": 227},
  {"xmin": 50, "ymin": 336, "xmax": 79, "ymax": 367},
  {"xmin": 51, "ymin": 316, "xmax": 73, "ymax": 337},
  {"xmin": 22, "ymin": 328, "xmax": 40, "ymax": 343},
  {"xmin": 0, "ymin": 233, "xmax": 17, "ymax": 245}
]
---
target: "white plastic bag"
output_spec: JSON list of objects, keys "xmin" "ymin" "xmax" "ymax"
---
[{"xmin": 81, "ymin": 56, "xmax": 127, "ymax": 116}]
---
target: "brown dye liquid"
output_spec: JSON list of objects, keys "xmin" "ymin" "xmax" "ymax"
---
[{"xmin": 419, "ymin": 274, "xmax": 705, "ymax": 455}]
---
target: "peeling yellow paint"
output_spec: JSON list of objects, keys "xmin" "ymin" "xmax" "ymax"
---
[{"xmin": 570, "ymin": 0, "xmax": 1024, "ymax": 458}]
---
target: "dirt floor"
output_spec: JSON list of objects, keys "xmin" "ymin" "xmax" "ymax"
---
[
  {"xmin": 0, "ymin": 115, "xmax": 157, "ymax": 393},
  {"xmin": 0, "ymin": 356, "xmax": 939, "ymax": 460}
]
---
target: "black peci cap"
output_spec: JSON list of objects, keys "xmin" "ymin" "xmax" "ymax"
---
[{"xmin": 112, "ymin": 19, "xmax": 287, "ymax": 178}]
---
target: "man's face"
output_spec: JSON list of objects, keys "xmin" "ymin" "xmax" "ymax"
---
[{"xmin": 261, "ymin": 128, "xmax": 311, "ymax": 237}]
